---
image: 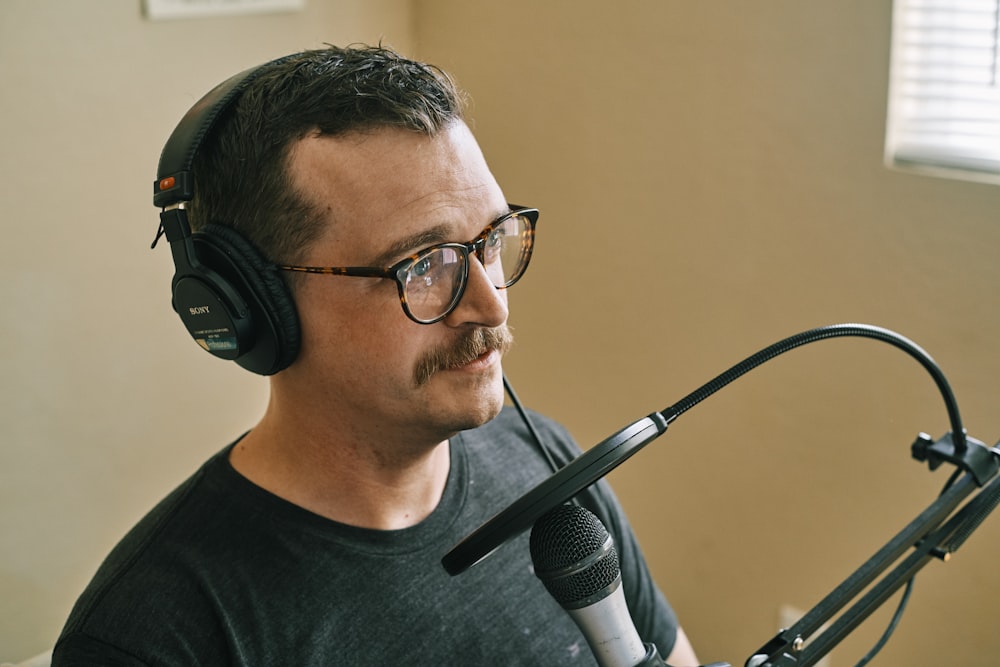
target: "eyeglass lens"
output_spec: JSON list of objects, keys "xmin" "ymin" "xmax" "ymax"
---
[{"xmin": 400, "ymin": 212, "xmax": 531, "ymax": 323}]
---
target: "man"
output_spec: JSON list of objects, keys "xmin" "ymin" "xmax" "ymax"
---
[{"xmin": 54, "ymin": 45, "xmax": 699, "ymax": 665}]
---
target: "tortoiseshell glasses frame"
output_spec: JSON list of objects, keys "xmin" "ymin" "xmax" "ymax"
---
[{"xmin": 278, "ymin": 206, "xmax": 538, "ymax": 324}]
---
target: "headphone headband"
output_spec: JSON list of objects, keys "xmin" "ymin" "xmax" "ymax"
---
[{"xmin": 153, "ymin": 54, "xmax": 298, "ymax": 209}]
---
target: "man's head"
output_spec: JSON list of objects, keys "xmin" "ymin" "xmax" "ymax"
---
[
  {"xmin": 188, "ymin": 45, "xmax": 466, "ymax": 266},
  {"xmin": 162, "ymin": 45, "xmax": 536, "ymax": 443}
]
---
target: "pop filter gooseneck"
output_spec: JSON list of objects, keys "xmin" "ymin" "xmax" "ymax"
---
[{"xmin": 442, "ymin": 323, "xmax": 971, "ymax": 575}]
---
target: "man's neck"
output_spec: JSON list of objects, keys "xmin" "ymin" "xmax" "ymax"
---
[{"xmin": 228, "ymin": 404, "xmax": 452, "ymax": 531}]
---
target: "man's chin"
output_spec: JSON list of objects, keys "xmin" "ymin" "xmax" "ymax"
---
[
  {"xmin": 452, "ymin": 398, "xmax": 504, "ymax": 434},
  {"xmin": 432, "ymin": 370, "xmax": 506, "ymax": 431}
]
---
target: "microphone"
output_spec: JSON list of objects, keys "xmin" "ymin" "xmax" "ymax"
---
[{"xmin": 529, "ymin": 503, "xmax": 664, "ymax": 667}]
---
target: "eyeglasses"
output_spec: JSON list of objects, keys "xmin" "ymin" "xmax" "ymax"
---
[{"xmin": 278, "ymin": 206, "xmax": 538, "ymax": 324}]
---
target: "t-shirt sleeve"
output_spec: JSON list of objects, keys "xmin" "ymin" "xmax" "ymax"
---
[{"xmin": 53, "ymin": 632, "xmax": 151, "ymax": 667}]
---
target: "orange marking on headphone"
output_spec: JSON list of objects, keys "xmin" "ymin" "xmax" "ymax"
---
[{"xmin": 159, "ymin": 176, "xmax": 176, "ymax": 191}]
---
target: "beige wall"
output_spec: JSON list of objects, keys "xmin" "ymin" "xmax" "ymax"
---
[
  {"xmin": 3, "ymin": 1, "xmax": 999, "ymax": 665},
  {"xmin": 416, "ymin": 2, "xmax": 1000, "ymax": 666}
]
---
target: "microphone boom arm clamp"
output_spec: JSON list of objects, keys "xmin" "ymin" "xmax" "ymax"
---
[{"xmin": 747, "ymin": 437, "xmax": 1000, "ymax": 666}]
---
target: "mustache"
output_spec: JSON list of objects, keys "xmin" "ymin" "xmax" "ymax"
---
[{"xmin": 414, "ymin": 325, "xmax": 514, "ymax": 386}]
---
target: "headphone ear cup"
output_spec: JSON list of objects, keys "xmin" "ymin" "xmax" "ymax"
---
[{"xmin": 185, "ymin": 224, "xmax": 301, "ymax": 375}]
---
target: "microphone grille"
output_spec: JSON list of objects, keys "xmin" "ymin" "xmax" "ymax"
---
[{"xmin": 529, "ymin": 503, "xmax": 621, "ymax": 608}]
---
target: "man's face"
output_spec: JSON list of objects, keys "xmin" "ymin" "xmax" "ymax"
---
[{"xmin": 279, "ymin": 122, "xmax": 514, "ymax": 447}]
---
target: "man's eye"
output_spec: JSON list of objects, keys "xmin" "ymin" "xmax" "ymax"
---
[{"xmin": 411, "ymin": 256, "xmax": 433, "ymax": 277}]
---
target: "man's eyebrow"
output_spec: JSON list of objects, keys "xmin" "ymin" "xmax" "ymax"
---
[
  {"xmin": 369, "ymin": 225, "xmax": 452, "ymax": 267},
  {"xmin": 368, "ymin": 207, "xmax": 513, "ymax": 267}
]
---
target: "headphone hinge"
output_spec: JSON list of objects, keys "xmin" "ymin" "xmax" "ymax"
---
[{"xmin": 152, "ymin": 204, "xmax": 192, "ymax": 245}]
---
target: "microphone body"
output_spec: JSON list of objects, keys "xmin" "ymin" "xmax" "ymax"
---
[
  {"xmin": 565, "ymin": 584, "xmax": 660, "ymax": 666},
  {"xmin": 529, "ymin": 503, "xmax": 662, "ymax": 667}
]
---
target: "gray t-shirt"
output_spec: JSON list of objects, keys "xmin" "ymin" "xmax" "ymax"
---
[{"xmin": 53, "ymin": 408, "xmax": 678, "ymax": 665}]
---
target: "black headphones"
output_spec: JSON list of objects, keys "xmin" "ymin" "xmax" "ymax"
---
[{"xmin": 152, "ymin": 55, "xmax": 301, "ymax": 376}]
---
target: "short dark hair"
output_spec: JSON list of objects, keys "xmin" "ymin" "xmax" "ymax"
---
[{"xmin": 188, "ymin": 45, "xmax": 466, "ymax": 264}]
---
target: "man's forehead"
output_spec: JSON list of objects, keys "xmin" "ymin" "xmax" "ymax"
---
[
  {"xmin": 289, "ymin": 125, "xmax": 506, "ymax": 263},
  {"xmin": 297, "ymin": 126, "xmax": 488, "ymax": 200}
]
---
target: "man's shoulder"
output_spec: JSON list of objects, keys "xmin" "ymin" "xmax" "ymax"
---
[{"xmin": 53, "ymin": 448, "xmax": 238, "ymax": 664}]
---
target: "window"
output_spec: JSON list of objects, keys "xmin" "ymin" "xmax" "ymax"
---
[{"xmin": 886, "ymin": 0, "xmax": 1000, "ymax": 183}]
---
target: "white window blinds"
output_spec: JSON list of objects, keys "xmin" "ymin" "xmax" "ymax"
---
[{"xmin": 886, "ymin": 0, "xmax": 1000, "ymax": 180}]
